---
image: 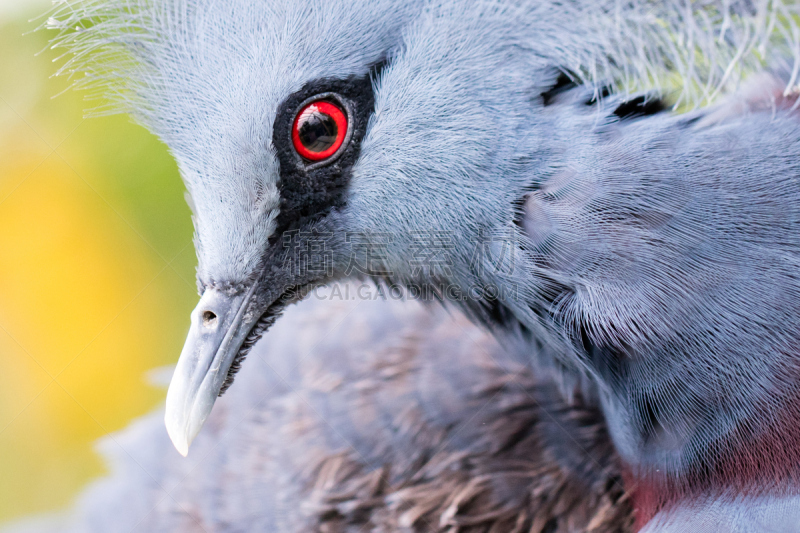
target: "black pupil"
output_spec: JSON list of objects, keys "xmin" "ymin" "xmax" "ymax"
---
[{"xmin": 298, "ymin": 108, "xmax": 338, "ymax": 153}]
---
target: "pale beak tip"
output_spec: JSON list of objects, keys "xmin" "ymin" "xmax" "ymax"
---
[
  {"xmin": 175, "ymin": 443, "xmax": 190, "ymax": 457},
  {"xmin": 165, "ymin": 414, "xmax": 192, "ymax": 457}
]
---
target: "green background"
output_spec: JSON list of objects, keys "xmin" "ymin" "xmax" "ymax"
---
[{"xmin": 0, "ymin": 1, "xmax": 197, "ymax": 524}]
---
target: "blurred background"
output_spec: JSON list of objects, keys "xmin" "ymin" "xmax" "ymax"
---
[{"xmin": 0, "ymin": 0, "xmax": 197, "ymax": 524}]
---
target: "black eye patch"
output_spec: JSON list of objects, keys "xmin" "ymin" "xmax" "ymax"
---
[{"xmin": 271, "ymin": 71, "xmax": 378, "ymax": 237}]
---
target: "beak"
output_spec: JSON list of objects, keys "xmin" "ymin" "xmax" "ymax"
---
[{"xmin": 165, "ymin": 283, "xmax": 259, "ymax": 456}]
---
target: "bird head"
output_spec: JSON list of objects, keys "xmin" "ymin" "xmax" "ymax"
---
[
  {"xmin": 167, "ymin": 4, "xmax": 560, "ymax": 456},
  {"xmin": 49, "ymin": 1, "xmax": 572, "ymax": 455},
  {"xmin": 45, "ymin": 0, "xmax": 580, "ymax": 454}
]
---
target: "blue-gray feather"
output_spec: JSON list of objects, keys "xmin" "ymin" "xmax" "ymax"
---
[{"xmin": 43, "ymin": 0, "xmax": 800, "ymax": 528}]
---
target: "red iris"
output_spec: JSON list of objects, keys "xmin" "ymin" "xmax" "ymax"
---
[{"xmin": 291, "ymin": 100, "xmax": 348, "ymax": 161}]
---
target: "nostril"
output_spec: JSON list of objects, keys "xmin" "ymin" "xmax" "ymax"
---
[{"xmin": 202, "ymin": 310, "xmax": 217, "ymax": 327}]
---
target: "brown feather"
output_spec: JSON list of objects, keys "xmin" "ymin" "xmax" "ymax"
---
[{"xmin": 11, "ymin": 284, "xmax": 631, "ymax": 533}]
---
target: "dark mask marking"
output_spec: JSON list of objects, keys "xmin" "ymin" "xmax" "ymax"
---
[
  {"xmin": 221, "ymin": 64, "xmax": 385, "ymax": 395},
  {"xmin": 271, "ymin": 67, "xmax": 381, "ymax": 240}
]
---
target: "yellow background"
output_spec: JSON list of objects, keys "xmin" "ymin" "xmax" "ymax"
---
[{"xmin": 0, "ymin": 2, "xmax": 197, "ymax": 523}]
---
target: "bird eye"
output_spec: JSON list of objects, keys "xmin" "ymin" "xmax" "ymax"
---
[{"xmin": 291, "ymin": 100, "xmax": 348, "ymax": 161}]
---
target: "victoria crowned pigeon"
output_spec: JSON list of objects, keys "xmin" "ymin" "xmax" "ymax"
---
[{"xmin": 46, "ymin": 1, "xmax": 800, "ymax": 529}]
